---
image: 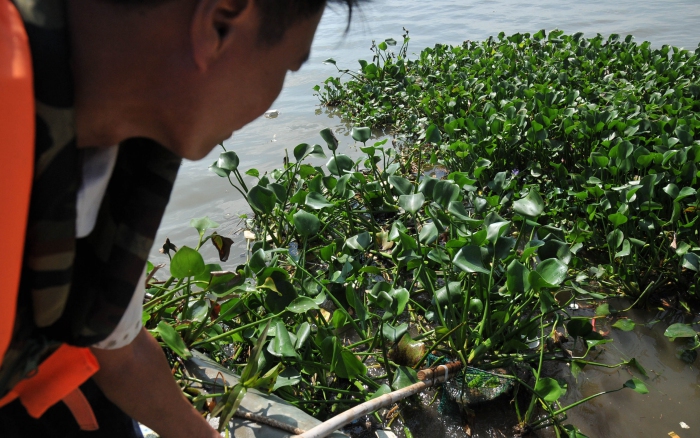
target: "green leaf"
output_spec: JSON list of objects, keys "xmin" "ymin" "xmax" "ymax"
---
[
  {"xmin": 156, "ymin": 321, "xmax": 191, "ymax": 359},
  {"xmin": 326, "ymin": 154, "xmax": 354, "ymax": 176},
  {"xmin": 535, "ymin": 377, "xmax": 566, "ymax": 402},
  {"xmin": 663, "ymin": 323, "xmax": 697, "ymax": 338},
  {"xmin": 321, "ymin": 337, "xmax": 366, "ymax": 379},
  {"xmin": 392, "ymin": 366, "xmax": 419, "ymax": 390},
  {"xmin": 419, "ymin": 222, "xmax": 439, "ymax": 245},
  {"xmin": 453, "ymin": 245, "xmax": 489, "ymax": 274},
  {"xmin": 513, "ymin": 189, "xmax": 545, "ymax": 218},
  {"xmin": 295, "ymin": 323, "xmax": 311, "ymax": 349},
  {"xmin": 398, "ymin": 193, "xmax": 425, "ymax": 215},
  {"xmin": 623, "ymin": 378, "xmax": 649, "ymax": 394},
  {"xmin": 615, "ymin": 239, "xmax": 631, "ymax": 258},
  {"xmin": 562, "ymin": 424, "xmax": 589, "ymax": 438},
  {"xmin": 185, "ymin": 299, "xmax": 209, "ymax": 323},
  {"xmin": 595, "ymin": 304, "xmax": 610, "ymax": 316},
  {"xmin": 389, "ymin": 175, "xmax": 413, "ymax": 196},
  {"xmin": 240, "ymin": 321, "xmax": 270, "ymax": 383},
  {"xmin": 486, "ymin": 221, "xmax": 510, "ymax": 244},
  {"xmin": 534, "ymin": 259, "xmax": 568, "ymax": 286},
  {"xmin": 626, "ymin": 358, "xmax": 648, "ymax": 377},
  {"xmin": 293, "ymin": 210, "xmax": 320, "ymax": 237},
  {"xmin": 370, "ymin": 384, "xmax": 392, "ymax": 400},
  {"xmin": 217, "ymin": 151, "xmax": 240, "ymax": 172},
  {"xmin": 170, "ymin": 246, "xmax": 205, "ymax": 279},
  {"xmin": 248, "ymin": 248, "xmax": 267, "ymax": 273},
  {"xmin": 425, "ymin": 124, "xmax": 442, "ymax": 144},
  {"xmin": 351, "ymin": 127, "xmax": 372, "ymax": 144},
  {"xmin": 319, "ymin": 128, "xmax": 339, "ymax": 151},
  {"xmin": 286, "ymin": 297, "xmax": 320, "ymax": 314},
  {"xmin": 612, "ymin": 319, "xmax": 636, "ymax": 332},
  {"xmin": 248, "ymin": 185, "xmax": 277, "ymax": 215},
  {"xmin": 447, "ymin": 201, "xmax": 473, "ymax": 221},
  {"xmin": 305, "ymin": 191, "xmax": 334, "ymax": 210},
  {"xmin": 190, "ymin": 216, "xmax": 220, "ymax": 236},
  {"xmin": 682, "ymin": 253, "xmax": 700, "ymax": 272},
  {"xmin": 393, "ymin": 288, "xmax": 410, "ymax": 316},
  {"xmin": 432, "ymin": 180, "xmax": 460, "ymax": 209},
  {"xmin": 507, "ymin": 260, "xmax": 531, "ymax": 294},
  {"xmin": 608, "ymin": 213, "xmax": 628, "ymax": 227},
  {"xmin": 346, "ymin": 231, "xmax": 372, "ymax": 251},
  {"xmin": 675, "ymin": 186, "xmax": 697, "ymax": 202},
  {"xmin": 570, "ymin": 361, "xmax": 586, "ymax": 381},
  {"xmin": 607, "ymin": 229, "xmax": 624, "ymax": 249},
  {"xmin": 272, "ymin": 367, "xmax": 302, "ymax": 391},
  {"xmin": 267, "ymin": 320, "xmax": 298, "ymax": 358},
  {"xmin": 335, "ymin": 348, "xmax": 367, "ymax": 380},
  {"xmin": 293, "ymin": 143, "xmax": 326, "ymax": 162},
  {"xmin": 209, "ymin": 160, "xmax": 228, "ymax": 177},
  {"xmin": 382, "ymin": 322, "xmax": 408, "ymax": 343}
]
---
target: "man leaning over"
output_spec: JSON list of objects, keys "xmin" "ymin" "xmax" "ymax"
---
[{"xmin": 0, "ymin": 0, "xmax": 363, "ymax": 436}]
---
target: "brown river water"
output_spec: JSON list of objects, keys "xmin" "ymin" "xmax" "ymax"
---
[{"xmin": 150, "ymin": 1, "xmax": 700, "ymax": 436}]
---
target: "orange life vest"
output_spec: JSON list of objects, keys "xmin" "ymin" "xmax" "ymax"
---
[{"xmin": 0, "ymin": 0, "xmax": 99, "ymax": 429}]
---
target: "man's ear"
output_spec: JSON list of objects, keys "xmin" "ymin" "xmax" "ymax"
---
[{"xmin": 190, "ymin": 0, "xmax": 255, "ymax": 72}]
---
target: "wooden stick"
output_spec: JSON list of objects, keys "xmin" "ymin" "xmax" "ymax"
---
[
  {"xmin": 416, "ymin": 361, "xmax": 463, "ymax": 382},
  {"xmin": 234, "ymin": 411, "xmax": 305, "ymax": 435},
  {"xmin": 291, "ymin": 362, "xmax": 462, "ymax": 438}
]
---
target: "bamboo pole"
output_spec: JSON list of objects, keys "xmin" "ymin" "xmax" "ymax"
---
[
  {"xmin": 417, "ymin": 361, "xmax": 463, "ymax": 382},
  {"xmin": 290, "ymin": 362, "xmax": 463, "ymax": 438}
]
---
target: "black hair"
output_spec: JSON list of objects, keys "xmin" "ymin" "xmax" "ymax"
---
[{"xmin": 256, "ymin": 0, "xmax": 361, "ymax": 44}]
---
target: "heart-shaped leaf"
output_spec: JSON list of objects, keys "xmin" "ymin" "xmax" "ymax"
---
[
  {"xmin": 513, "ymin": 189, "xmax": 545, "ymax": 218},
  {"xmin": 305, "ymin": 192, "xmax": 334, "ymax": 210},
  {"xmin": 389, "ymin": 175, "xmax": 413, "ymax": 196},
  {"xmin": 293, "ymin": 210, "xmax": 320, "ymax": 237},
  {"xmin": 327, "ymin": 154, "xmax": 354, "ymax": 176},
  {"xmin": 382, "ymin": 322, "xmax": 408, "ymax": 343},
  {"xmin": 170, "ymin": 246, "xmax": 205, "ymax": 279},
  {"xmin": 319, "ymin": 128, "xmax": 339, "ymax": 151},
  {"xmin": 453, "ymin": 245, "xmax": 489, "ymax": 274},
  {"xmin": 156, "ymin": 321, "xmax": 191, "ymax": 359},
  {"xmin": 664, "ymin": 323, "xmax": 697, "ymax": 338},
  {"xmin": 217, "ymin": 151, "xmax": 240, "ymax": 172},
  {"xmin": 612, "ymin": 319, "xmax": 636, "ymax": 332},
  {"xmin": 286, "ymin": 297, "xmax": 320, "ymax": 314},
  {"xmin": 351, "ymin": 127, "xmax": 372, "ymax": 144},
  {"xmin": 535, "ymin": 377, "xmax": 566, "ymax": 402},
  {"xmin": 294, "ymin": 143, "xmax": 327, "ymax": 162},
  {"xmin": 623, "ymin": 377, "xmax": 649, "ymax": 394},
  {"xmin": 399, "ymin": 193, "xmax": 425, "ymax": 215},
  {"xmin": 248, "ymin": 185, "xmax": 277, "ymax": 215}
]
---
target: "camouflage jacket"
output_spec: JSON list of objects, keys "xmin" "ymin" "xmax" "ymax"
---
[{"xmin": 0, "ymin": 1, "xmax": 181, "ymax": 396}]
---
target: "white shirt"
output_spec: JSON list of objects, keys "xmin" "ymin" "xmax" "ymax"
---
[{"xmin": 76, "ymin": 145, "xmax": 145, "ymax": 350}]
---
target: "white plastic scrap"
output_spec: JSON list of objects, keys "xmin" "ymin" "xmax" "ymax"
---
[
  {"xmin": 139, "ymin": 424, "xmax": 159, "ymax": 438},
  {"xmin": 680, "ymin": 422, "xmax": 690, "ymax": 429}
]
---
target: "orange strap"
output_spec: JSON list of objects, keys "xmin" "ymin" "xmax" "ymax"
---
[
  {"xmin": 0, "ymin": 345, "xmax": 100, "ymax": 420},
  {"xmin": 0, "ymin": 0, "xmax": 35, "ymax": 360},
  {"xmin": 62, "ymin": 388, "xmax": 100, "ymax": 431}
]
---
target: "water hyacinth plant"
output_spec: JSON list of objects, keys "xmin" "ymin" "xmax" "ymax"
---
[
  {"xmin": 142, "ymin": 29, "xmax": 700, "ymax": 437},
  {"xmin": 316, "ymin": 29, "xmax": 700, "ymax": 309}
]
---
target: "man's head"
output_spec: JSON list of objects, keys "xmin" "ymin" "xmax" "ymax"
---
[{"xmin": 68, "ymin": 0, "xmax": 363, "ymax": 159}]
